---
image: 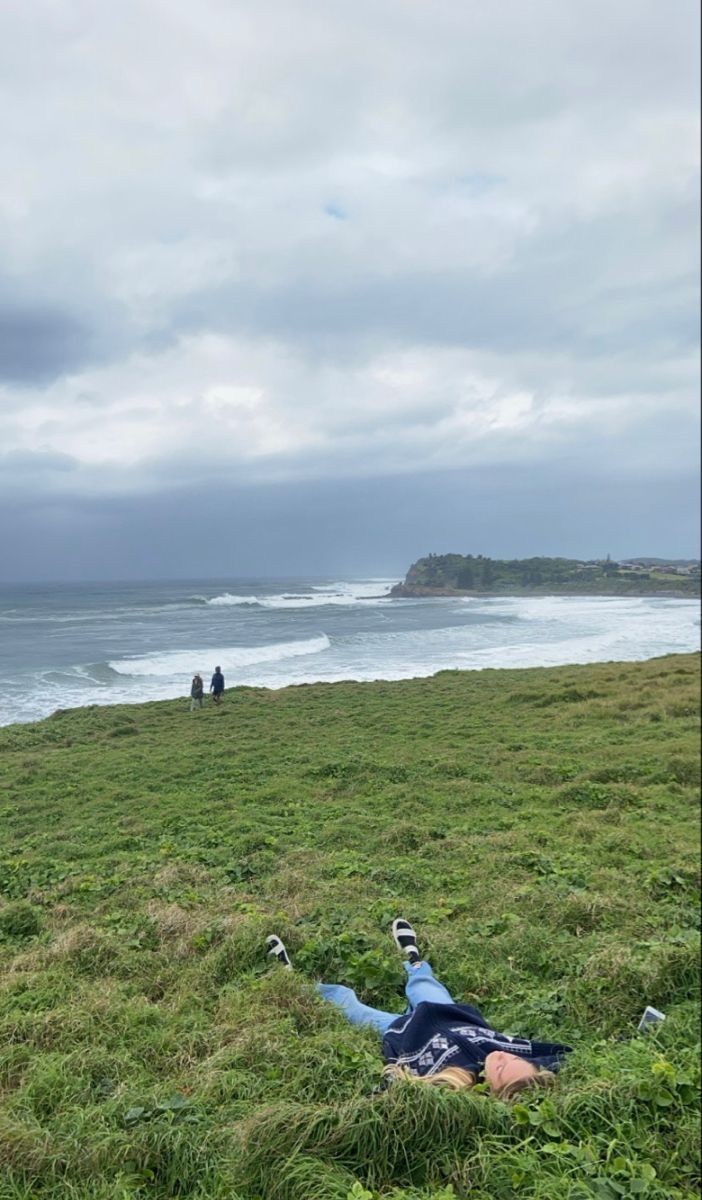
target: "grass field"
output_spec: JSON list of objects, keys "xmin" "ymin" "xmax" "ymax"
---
[{"xmin": 0, "ymin": 653, "xmax": 700, "ymax": 1200}]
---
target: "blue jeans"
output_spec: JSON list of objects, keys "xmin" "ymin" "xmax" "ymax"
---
[{"xmin": 317, "ymin": 961, "xmax": 454, "ymax": 1034}]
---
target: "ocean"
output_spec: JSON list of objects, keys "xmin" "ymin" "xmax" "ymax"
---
[{"xmin": 0, "ymin": 578, "xmax": 699, "ymax": 728}]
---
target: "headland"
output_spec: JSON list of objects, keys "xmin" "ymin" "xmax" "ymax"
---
[{"xmin": 391, "ymin": 554, "xmax": 701, "ymax": 598}]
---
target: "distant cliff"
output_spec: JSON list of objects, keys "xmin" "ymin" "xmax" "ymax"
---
[{"xmin": 391, "ymin": 554, "xmax": 701, "ymax": 597}]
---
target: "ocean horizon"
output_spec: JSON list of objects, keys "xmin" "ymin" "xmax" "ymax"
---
[{"xmin": 0, "ymin": 576, "xmax": 699, "ymax": 728}]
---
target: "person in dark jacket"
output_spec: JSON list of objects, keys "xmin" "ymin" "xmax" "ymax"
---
[
  {"xmin": 190, "ymin": 673, "xmax": 204, "ymax": 711},
  {"xmin": 210, "ymin": 666, "xmax": 225, "ymax": 704},
  {"xmin": 265, "ymin": 919, "xmax": 571, "ymax": 1100}
]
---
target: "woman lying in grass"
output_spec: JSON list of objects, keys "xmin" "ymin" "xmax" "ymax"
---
[{"xmin": 266, "ymin": 919, "xmax": 571, "ymax": 1100}]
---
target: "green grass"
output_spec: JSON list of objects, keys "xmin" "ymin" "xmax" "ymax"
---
[{"xmin": 0, "ymin": 653, "xmax": 700, "ymax": 1200}]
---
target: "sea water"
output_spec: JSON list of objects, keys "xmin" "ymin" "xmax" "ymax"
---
[{"xmin": 0, "ymin": 578, "xmax": 698, "ymax": 727}]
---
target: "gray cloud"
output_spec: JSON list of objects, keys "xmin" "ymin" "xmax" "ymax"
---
[
  {"xmin": 0, "ymin": 304, "xmax": 94, "ymax": 384},
  {"xmin": 0, "ymin": 0, "xmax": 698, "ymax": 577},
  {"xmin": 0, "ymin": 465, "xmax": 697, "ymax": 583},
  {"xmin": 0, "ymin": 449, "xmax": 78, "ymax": 474}
]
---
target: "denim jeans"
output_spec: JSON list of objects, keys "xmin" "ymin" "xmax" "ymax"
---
[{"xmin": 317, "ymin": 961, "xmax": 454, "ymax": 1034}]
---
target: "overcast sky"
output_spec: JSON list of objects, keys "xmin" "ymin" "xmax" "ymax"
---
[{"xmin": 0, "ymin": 0, "xmax": 699, "ymax": 581}]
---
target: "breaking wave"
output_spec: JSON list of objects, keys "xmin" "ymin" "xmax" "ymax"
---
[
  {"xmin": 108, "ymin": 634, "xmax": 331, "ymax": 677},
  {"xmin": 201, "ymin": 579, "xmax": 397, "ymax": 609},
  {"xmin": 199, "ymin": 593, "xmax": 260, "ymax": 607}
]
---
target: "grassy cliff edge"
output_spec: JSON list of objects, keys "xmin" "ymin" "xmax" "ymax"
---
[{"xmin": 0, "ymin": 654, "xmax": 700, "ymax": 1199}]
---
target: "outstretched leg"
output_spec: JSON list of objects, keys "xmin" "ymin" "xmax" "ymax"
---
[
  {"xmin": 403, "ymin": 960, "xmax": 455, "ymax": 1007},
  {"xmin": 266, "ymin": 934, "xmax": 400, "ymax": 1033},
  {"xmin": 317, "ymin": 983, "xmax": 400, "ymax": 1034}
]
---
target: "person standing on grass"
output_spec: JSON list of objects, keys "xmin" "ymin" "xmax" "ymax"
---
[
  {"xmin": 265, "ymin": 919, "xmax": 571, "ymax": 1100},
  {"xmin": 190, "ymin": 673, "xmax": 204, "ymax": 711},
  {"xmin": 210, "ymin": 665, "xmax": 225, "ymax": 705}
]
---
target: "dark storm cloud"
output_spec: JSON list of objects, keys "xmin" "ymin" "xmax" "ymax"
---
[
  {"xmin": 0, "ymin": 465, "xmax": 698, "ymax": 583},
  {"xmin": 0, "ymin": 304, "xmax": 94, "ymax": 384}
]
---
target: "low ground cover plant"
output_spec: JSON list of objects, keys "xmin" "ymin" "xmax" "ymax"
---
[{"xmin": 0, "ymin": 653, "xmax": 699, "ymax": 1199}]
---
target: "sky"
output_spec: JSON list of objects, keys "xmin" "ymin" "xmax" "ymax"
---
[{"xmin": 0, "ymin": 0, "xmax": 699, "ymax": 581}]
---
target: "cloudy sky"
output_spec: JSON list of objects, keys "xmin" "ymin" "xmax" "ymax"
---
[{"xmin": 0, "ymin": 0, "xmax": 699, "ymax": 581}]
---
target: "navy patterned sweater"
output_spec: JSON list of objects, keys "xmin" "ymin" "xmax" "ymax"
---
[{"xmin": 382, "ymin": 1001, "xmax": 571, "ymax": 1078}]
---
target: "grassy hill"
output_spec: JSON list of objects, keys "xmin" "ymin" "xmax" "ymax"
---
[{"xmin": 0, "ymin": 654, "xmax": 700, "ymax": 1200}]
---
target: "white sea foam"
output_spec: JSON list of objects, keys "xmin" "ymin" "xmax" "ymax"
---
[
  {"xmin": 204, "ymin": 593, "xmax": 260, "ymax": 607},
  {"xmin": 259, "ymin": 579, "xmax": 397, "ymax": 608},
  {"xmin": 312, "ymin": 579, "xmax": 398, "ymax": 596},
  {"xmin": 109, "ymin": 634, "xmax": 331, "ymax": 677},
  {"xmin": 203, "ymin": 579, "xmax": 398, "ymax": 609}
]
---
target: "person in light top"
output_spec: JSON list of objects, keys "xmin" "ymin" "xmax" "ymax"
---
[
  {"xmin": 190, "ymin": 673, "xmax": 204, "ymax": 711},
  {"xmin": 265, "ymin": 919, "xmax": 571, "ymax": 1099}
]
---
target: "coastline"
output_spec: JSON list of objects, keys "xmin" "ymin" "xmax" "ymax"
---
[
  {"xmin": 3, "ymin": 583, "xmax": 698, "ymax": 730},
  {"xmin": 2, "ymin": 647, "xmax": 699, "ymax": 735},
  {"xmin": 390, "ymin": 584, "xmax": 700, "ymax": 600}
]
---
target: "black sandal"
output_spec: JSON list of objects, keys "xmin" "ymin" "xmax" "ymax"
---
[
  {"xmin": 392, "ymin": 918, "xmax": 421, "ymax": 964},
  {"xmin": 265, "ymin": 934, "xmax": 292, "ymax": 969}
]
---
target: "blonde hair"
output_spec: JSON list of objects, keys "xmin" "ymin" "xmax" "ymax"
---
[
  {"xmin": 381, "ymin": 1063, "xmax": 556, "ymax": 1100},
  {"xmin": 382, "ymin": 1064, "xmax": 476, "ymax": 1091}
]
